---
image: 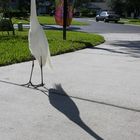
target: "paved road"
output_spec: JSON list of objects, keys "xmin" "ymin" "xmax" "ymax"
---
[
  {"xmin": 74, "ymin": 18, "xmax": 140, "ymax": 33},
  {"xmin": 1, "ymin": 20, "xmax": 140, "ymax": 140},
  {"xmin": 14, "ymin": 18, "xmax": 140, "ymax": 34}
]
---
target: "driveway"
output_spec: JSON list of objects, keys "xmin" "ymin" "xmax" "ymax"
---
[{"xmin": 0, "ymin": 23, "xmax": 140, "ymax": 139}]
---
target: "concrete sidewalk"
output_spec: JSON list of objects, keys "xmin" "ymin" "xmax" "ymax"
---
[{"xmin": 0, "ymin": 33, "xmax": 140, "ymax": 140}]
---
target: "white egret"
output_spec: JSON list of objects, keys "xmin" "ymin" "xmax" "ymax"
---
[{"xmin": 25, "ymin": 0, "xmax": 51, "ymax": 87}]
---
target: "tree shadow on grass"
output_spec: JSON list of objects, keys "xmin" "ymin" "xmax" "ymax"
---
[
  {"xmin": 48, "ymin": 84, "xmax": 104, "ymax": 140},
  {"xmin": 42, "ymin": 24, "xmax": 81, "ymax": 31}
]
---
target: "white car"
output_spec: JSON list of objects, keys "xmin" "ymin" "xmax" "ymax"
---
[{"xmin": 96, "ymin": 11, "xmax": 120, "ymax": 23}]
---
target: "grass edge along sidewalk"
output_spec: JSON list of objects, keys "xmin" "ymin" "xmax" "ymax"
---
[
  {"xmin": 0, "ymin": 30, "xmax": 104, "ymax": 66},
  {"xmin": 12, "ymin": 16, "xmax": 88, "ymax": 26}
]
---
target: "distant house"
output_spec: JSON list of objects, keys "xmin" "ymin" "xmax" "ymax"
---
[
  {"xmin": 87, "ymin": 0, "xmax": 110, "ymax": 12},
  {"xmin": 0, "ymin": 0, "xmax": 20, "ymax": 10},
  {"xmin": 94, "ymin": 0, "xmax": 110, "ymax": 11},
  {"xmin": 9, "ymin": 0, "xmax": 19, "ymax": 9},
  {"xmin": 0, "ymin": 0, "xmax": 52, "ymax": 14},
  {"xmin": 37, "ymin": 0, "xmax": 52, "ymax": 15}
]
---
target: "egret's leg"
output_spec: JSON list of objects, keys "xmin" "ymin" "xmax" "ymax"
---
[
  {"xmin": 40, "ymin": 56, "xmax": 44, "ymax": 86},
  {"xmin": 22, "ymin": 60, "xmax": 34, "ymax": 87},
  {"xmin": 22, "ymin": 58, "xmax": 45, "ymax": 88},
  {"xmin": 29, "ymin": 60, "xmax": 34, "ymax": 84},
  {"xmin": 32, "ymin": 56, "xmax": 44, "ymax": 88}
]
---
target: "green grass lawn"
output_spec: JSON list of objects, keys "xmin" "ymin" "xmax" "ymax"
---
[
  {"xmin": 120, "ymin": 18, "xmax": 140, "ymax": 25},
  {"xmin": 0, "ymin": 30, "xmax": 104, "ymax": 66},
  {"xmin": 127, "ymin": 19, "xmax": 140, "ymax": 25},
  {"xmin": 12, "ymin": 16, "xmax": 88, "ymax": 25},
  {"xmin": 12, "ymin": 16, "xmax": 140, "ymax": 26}
]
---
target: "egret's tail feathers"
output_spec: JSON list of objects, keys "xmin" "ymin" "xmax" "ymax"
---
[
  {"xmin": 46, "ymin": 57, "xmax": 53, "ymax": 70},
  {"xmin": 46, "ymin": 48, "xmax": 53, "ymax": 70}
]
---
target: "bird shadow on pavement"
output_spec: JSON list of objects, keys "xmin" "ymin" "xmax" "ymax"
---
[
  {"xmin": 44, "ymin": 84, "xmax": 104, "ymax": 140},
  {"xmin": 0, "ymin": 79, "xmax": 102, "ymax": 139},
  {"xmin": 0, "ymin": 79, "xmax": 140, "ymax": 113}
]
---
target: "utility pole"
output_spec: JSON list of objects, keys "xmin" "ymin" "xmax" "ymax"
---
[{"xmin": 63, "ymin": 0, "xmax": 67, "ymax": 40}]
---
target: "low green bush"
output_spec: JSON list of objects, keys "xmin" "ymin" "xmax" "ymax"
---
[
  {"xmin": 0, "ymin": 19, "xmax": 15, "ymax": 35},
  {"xmin": 79, "ymin": 8, "xmax": 96, "ymax": 17},
  {"xmin": 0, "ymin": 19, "xmax": 13, "ymax": 31},
  {"xmin": 4, "ymin": 11, "xmax": 29, "ymax": 19}
]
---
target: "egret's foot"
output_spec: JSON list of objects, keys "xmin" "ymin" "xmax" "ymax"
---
[
  {"xmin": 33, "ymin": 83, "xmax": 45, "ymax": 88},
  {"xmin": 21, "ymin": 81, "xmax": 34, "ymax": 87},
  {"xmin": 21, "ymin": 82, "xmax": 45, "ymax": 89}
]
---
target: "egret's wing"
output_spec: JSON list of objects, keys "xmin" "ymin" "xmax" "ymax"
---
[
  {"xmin": 38, "ymin": 25, "xmax": 52, "ymax": 68},
  {"xmin": 29, "ymin": 0, "xmax": 52, "ymax": 68},
  {"xmin": 28, "ymin": 23, "xmax": 52, "ymax": 68}
]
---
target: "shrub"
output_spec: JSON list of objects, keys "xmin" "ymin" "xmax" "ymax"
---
[
  {"xmin": 0, "ymin": 18, "xmax": 15, "ymax": 35},
  {"xmin": 80, "ymin": 8, "xmax": 96, "ymax": 17},
  {"xmin": 4, "ymin": 11, "xmax": 29, "ymax": 19}
]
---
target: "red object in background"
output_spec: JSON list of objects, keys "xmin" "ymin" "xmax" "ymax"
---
[{"xmin": 55, "ymin": 0, "xmax": 74, "ymax": 26}]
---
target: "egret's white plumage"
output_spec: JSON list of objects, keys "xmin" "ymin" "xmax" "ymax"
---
[
  {"xmin": 29, "ymin": 0, "xmax": 51, "ymax": 67},
  {"xmin": 22, "ymin": 0, "xmax": 51, "ymax": 87}
]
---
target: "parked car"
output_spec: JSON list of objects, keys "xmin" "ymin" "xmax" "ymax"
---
[
  {"xmin": 49, "ymin": 10, "xmax": 55, "ymax": 16},
  {"xmin": 96, "ymin": 11, "xmax": 120, "ymax": 23}
]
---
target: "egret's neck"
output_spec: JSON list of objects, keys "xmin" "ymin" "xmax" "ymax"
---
[{"xmin": 30, "ymin": 0, "xmax": 37, "ymax": 20}]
